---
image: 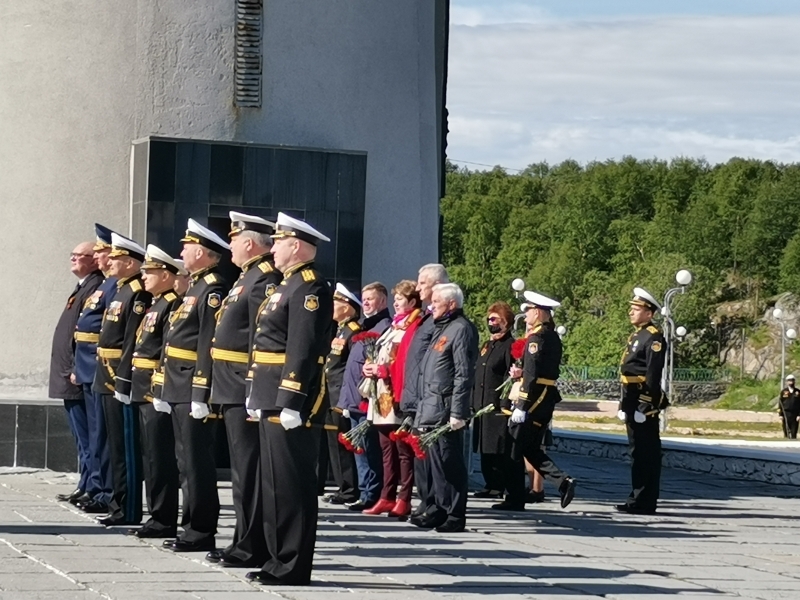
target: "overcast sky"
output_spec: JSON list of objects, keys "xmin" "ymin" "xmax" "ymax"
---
[{"xmin": 447, "ymin": 1, "xmax": 800, "ymax": 170}]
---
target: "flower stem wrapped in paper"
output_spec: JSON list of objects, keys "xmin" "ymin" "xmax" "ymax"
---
[
  {"xmin": 354, "ymin": 331, "xmax": 381, "ymax": 406},
  {"xmin": 337, "ymin": 419, "xmax": 372, "ymax": 454},
  {"xmin": 495, "ymin": 338, "xmax": 528, "ymax": 401},
  {"xmin": 406, "ymin": 404, "xmax": 496, "ymax": 459}
]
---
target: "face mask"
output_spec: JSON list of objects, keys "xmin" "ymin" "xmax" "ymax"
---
[{"xmin": 488, "ymin": 323, "xmax": 503, "ymax": 334}]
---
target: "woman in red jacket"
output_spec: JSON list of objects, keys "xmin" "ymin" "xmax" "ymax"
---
[{"xmin": 362, "ymin": 280, "xmax": 421, "ymax": 517}]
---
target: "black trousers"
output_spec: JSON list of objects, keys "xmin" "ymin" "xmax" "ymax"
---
[
  {"xmin": 324, "ymin": 411, "xmax": 359, "ymax": 501},
  {"xmin": 507, "ymin": 408, "xmax": 568, "ymax": 506},
  {"xmin": 625, "ymin": 415, "xmax": 662, "ymax": 510},
  {"xmin": 782, "ymin": 410, "xmax": 799, "ymax": 439},
  {"xmin": 414, "ymin": 455, "xmax": 434, "ymax": 515},
  {"xmin": 425, "ymin": 429, "xmax": 468, "ymax": 524},
  {"xmin": 480, "ymin": 454, "xmax": 505, "ymax": 492},
  {"xmin": 259, "ymin": 418, "xmax": 320, "ymax": 584},
  {"xmin": 223, "ymin": 405, "xmax": 267, "ymax": 564},
  {"xmin": 171, "ymin": 405, "xmax": 219, "ymax": 544},
  {"xmin": 138, "ymin": 402, "xmax": 179, "ymax": 534},
  {"xmin": 102, "ymin": 395, "xmax": 142, "ymax": 523}
]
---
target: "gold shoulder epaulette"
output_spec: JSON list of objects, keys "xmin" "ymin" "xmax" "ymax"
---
[
  {"xmin": 258, "ymin": 262, "xmax": 273, "ymax": 274},
  {"xmin": 204, "ymin": 273, "xmax": 218, "ymax": 284},
  {"xmin": 301, "ymin": 269, "xmax": 315, "ymax": 282},
  {"xmin": 647, "ymin": 325, "xmax": 659, "ymax": 335},
  {"xmin": 164, "ymin": 292, "xmax": 177, "ymax": 303},
  {"xmin": 129, "ymin": 279, "xmax": 143, "ymax": 292},
  {"xmin": 348, "ymin": 321, "xmax": 360, "ymax": 332}
]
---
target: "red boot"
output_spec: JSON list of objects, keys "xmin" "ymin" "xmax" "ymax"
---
[
  {"xmin": 363, "ymin": 499, "xmax": 396, "ymax": 515},
  {"xmin": 388, "ymin": 499, "xmax": 411, "ymax": 518}
]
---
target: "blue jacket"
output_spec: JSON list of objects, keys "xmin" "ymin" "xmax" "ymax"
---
[
  {"xmin": 73, "ymin": 276, "xmax": 118, "ymax": 385},
  {"xmin": 337, "ymin": 309, "xmax": 391, "ymax": 414}
]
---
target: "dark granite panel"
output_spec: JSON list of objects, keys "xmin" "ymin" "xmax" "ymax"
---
[
  {"xmin": 0, "ymin": 404, "xmax": 16, "ymax": 467},
  {"xmin": 210, "ymin": 145, "xmax": 244, "ymax": 206},
  {"xmin": 303, "ymin": 210, "xmax": 338, "ymax": 280},
  {"xmin": 175, "ymin": 143, "xmax": 211, "ymax": 205},
  {"xmin": 271, "ymin": 151, "xmax": 308, "ymax": 210},
  {"xmin": 291, "ymin": 151, "xmax": 327, "ymax": 210},
  {"xmin": 243, "ymin": 147, "xmax": 274, "ymax": 210},
  {"xmin": 17, "ymin": 405, "xmax": 47, "ymax": 469},
  {"xmin": 46, "ymin": 407, "xmax": 79, "ymax": 473},
  {"xmin": 145, "ymin": 202, "xmax": 177, "ymax": 256},
  {"xmin": 335, "ymin": 211, "xmax": 365, "ymax": 284},
  {"xmin": 337, "ymin": 155, "xmax": 368, "ymax": 213},
  {"xmin": 148, "ymin": 141, "xmax": 177, "ymax": 204},
  {"xmin": 323, "ymin": 153, "xmax": 341, "ymax": 212}
]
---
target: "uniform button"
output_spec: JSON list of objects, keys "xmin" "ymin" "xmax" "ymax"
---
[
  {"xmin": 256, "ymin": 328, "xmax": 261, "ymax": 332},
  {"xmin": 251, "ymin": 364, "xmax": 257, "ymax": 368},
  {"xmin": 197, "ymin": 371, "xmax": 203, "ymax": 375}
]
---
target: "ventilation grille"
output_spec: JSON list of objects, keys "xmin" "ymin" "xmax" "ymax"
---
[{"xmin": 235, "ymin": 0, "xmax": 263, "ymax": 107}]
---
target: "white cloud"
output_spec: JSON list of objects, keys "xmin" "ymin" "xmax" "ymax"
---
[
  {"xmin": 447, "ymin": 15, "xmax": 800, "ymax": 167},
  {"xmin": 450, "ymin": 3, "xmax": 550, "ymax": 26}
]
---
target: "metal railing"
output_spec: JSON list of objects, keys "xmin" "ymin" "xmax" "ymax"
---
[{"xmin": 561, "ymin": 366, "xmax": 728, "ymax": 383}]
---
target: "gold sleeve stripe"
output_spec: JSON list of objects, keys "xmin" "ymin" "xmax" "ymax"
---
[{"xmin": 280, "ymin": 379, "xmax": 302, "ymax": 391}]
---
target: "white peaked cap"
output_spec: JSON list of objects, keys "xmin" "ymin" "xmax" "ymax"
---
[
  {"xmin": 180, "ymin": 218, "xmax": 231, "ymax": 252},
  {"xmin": 521, "ymin": 290, "xmax": 561, "ymax": 311},
  {"xmin": 109, "ymin": 232, "xmax": 146, "ymax": 261},
  {"xmin": 333, "ymin": 282, "xmax": 362, "ymax": 309},
  {"xmin": 272, "ymin": 212, "xmax": 331, "ymax": 245},
  {"xmin": 631, "ymin": 287, "xmax": 662, "ymax": 311},
  {"xmin": 787, "ymin": 374, "xmax": 796, "ymax": 381},
  {"xmin": 143, "ymin": 244, "xmax": 184, "ymax": 275},
  {"xmin": 229, "ymin": 211, "xmax": 276, "ymax": 237},
  {"xmin": 174, "ymin": 259, "xmax": 188, "ymax": 276}
]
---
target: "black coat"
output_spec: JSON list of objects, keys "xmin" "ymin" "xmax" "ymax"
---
[
  {"xmin": 471, "ymin": 332, "xmax": 513, "ymax": 454},
  {"xmin": 48, "ymin": 271, "xmax": 103, "ymax": 400}
]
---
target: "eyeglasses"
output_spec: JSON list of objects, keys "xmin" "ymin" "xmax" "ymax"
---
[
  {"xmin": 487, "ymin": 317, "xmax": 500, "ymax": 323},
  {"xmin": 70, "ymin": 253, "xmax": 94, "ymax": 260}
]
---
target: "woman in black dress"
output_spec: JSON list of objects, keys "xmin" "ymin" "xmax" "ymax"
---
[{"xmin": 471, "ymin": 301, "xmax": 521, "ymax": 498}]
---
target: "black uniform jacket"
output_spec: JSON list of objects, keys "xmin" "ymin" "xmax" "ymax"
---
[
  {"xmin": 325, "ymin": 317, "xmax": 361, "ymax": 409},
  {"xmin": 471, "ymin": 331, "xmax": 514, "ymax": 454},
  {"xmin": 93, "ymin": 274, "xmax": 152, "ymax": 396},
  {"xmin": 128, "ymin": 290, "xmax": 182, "ymax": 403},
  {"xmin": 48, "ymin": 270, "xmax": 103, "ymax": 400},
  {"xmin": 246, "ymin": 260, "xmax": 333, "ymax": 419},
  {"xmin": 779, "ymin": 387, "xmax": 800, "ymax": 413},
  {"xmin": 210, "ymin": 255, "xmax": 282, "ymax": 405},
  {"xmin": 160, "ymin": 266, "xmax": 227, "ymax": 404},
  {"xmin": 517, "ymin": 322, "xmax": 562, "ymax": 421},
  {"xmin": 620, "ymin": 321, "xmax": 667, "ymax": 414}
]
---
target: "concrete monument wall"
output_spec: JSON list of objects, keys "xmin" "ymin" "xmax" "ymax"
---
[{"xmin": 0, "ymin": 0, "xmax": 446, "ymax": 393}]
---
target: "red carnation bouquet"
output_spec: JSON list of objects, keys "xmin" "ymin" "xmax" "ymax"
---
[
  {"xmin": 338, "ymin": 419, "xmax": 371, "ymax": 454},
  {"xmin": 389, "ymin": 416, "xmax": 414, "ymax": 442},
  {"xmin": 496, "ymin": 338, "xmax": 527, "ymax": 400},
  {"xmin": 405, "ymin": 404, "xmax": 495, "ymax": 459},
  {"xmin": 354, "ymin": 331, "xmax": 381, "ymax": 407}
]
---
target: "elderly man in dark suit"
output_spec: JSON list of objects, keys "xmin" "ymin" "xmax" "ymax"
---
[{"xmin": 49, "ymin": 241, "xmax": 104, "ymax": 504}]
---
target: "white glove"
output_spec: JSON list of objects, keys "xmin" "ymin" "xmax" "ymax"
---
[
  {"xmin": 449, "ymin": 417, "xmax": 467, "ymax": 431},
  {"xmin": 245, "ymin": 394, "xmax": 253, "ymax": 409},
  {"xmin": 633, "ymin": 411, "xmax": 647, "ymax": 424},
  {"xmin": 279, "ymin": 408, "xmax": 302, "ymax": 430},
  {"xmin": 190, "ymin": 401, "xmax": 210, "ymax": 420},
  {"xmin": 617, "ymin": 410, "xmax": 627, "ymax": 422},
  {"xmin": 114, "ymin": 391, "xmax": 131, "ymax": 405},
  {"xmin": 341, "ymin": 408, "xmax": 350, "ymax": 419},
  {"xmin": 510, "ymin": 408, "xmax": 527, "ymax": 424},
  {"xmin": 246, "ymin": 408, "xmax": 260, "ymax": 419},
  {"xmin": 153, "ymin": 398, "xmax": 172, "ymax": 414}
]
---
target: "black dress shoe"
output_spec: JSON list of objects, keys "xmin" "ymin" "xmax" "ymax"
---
[
  {"xmin": 345, "ymin": 499, "xmax": 375, "ymax": 512},
  {"xmin": 97, "ymin": 515, "xmax": 136, "ymax": 527},
  {"xmin": 70, "ymin": 493, "xmax": 92, "ymax": 506},
  {"xmin": 162, "ymin": 539, "xmax": 178, "ymax": 548},
  {"xmin": 491, "ymin": 501, "xmax": 525, "ymax": 512},
  {"xmin": 128, "ymin": 527, "xmax": 177, "ymax": 539},
  {"xmin": 525, "ymin": 490, "xmax": 545, "ymax": 504},
  {"xmin": 472, "ymin": 489, "xmax": 503, "ymax": 499},
  {"xmin": 245, "ymin": 571, "xmax": 307, "ymax": 585},
  {"xmin": 324, "ymin": 494, "xmax": 357, "ymax": 505},
  {"xmin": 435, "ymin": 519, "xmax": 465, "ymax": 533},
  {"xmin": 615, "ymin": 503, "xmax": 656, "ymax": 515},
  {"xmin": 56, "ymin": 488, "xmax": 84, "ymax": 502},
  {"xmin": 79, "ymin": 500, "xmax": 110, "ymax": 514},
  {"xmin": 168, "ymin": 539, "xmax": 216, "ymax": 552},
  {"xmin": 219, "ymin": 555, "xmax": 261, "ymax": 568},
  {"xmin": 410, "ymin": 513, "xmax": 447, "ymax": 529},
  {"xmin": 559, "ymin": 477, "xmax": 577, "ymax": 509},
  {"xmin": 205, "ymin": 550, "xmax": 226, "ymax": 563}
]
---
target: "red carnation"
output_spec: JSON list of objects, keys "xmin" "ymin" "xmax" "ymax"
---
[
  {"xmin": 511, "ymin": 338, "xmax": 527, "ymax": 361},
  {"xmin": 352, "ymin": 331, "xmax": 380, "ymax": 344}
]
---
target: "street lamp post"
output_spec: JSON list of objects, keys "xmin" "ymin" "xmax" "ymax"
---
[
  {"xmin": 511, "ymin": 278, "xmax": 526, "ymax": 333},
  {"xmin": 772, "ymin": 307, "xmax": 797, "ymax": 386},
  {"xmin": 660, "ymin": 269, "xmax": 693, "ymax": 432}
]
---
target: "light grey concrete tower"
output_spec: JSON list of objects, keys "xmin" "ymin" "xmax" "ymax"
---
[{"xmin": 0, "ymin": 1, "xmax": 449, "ymax": 393}]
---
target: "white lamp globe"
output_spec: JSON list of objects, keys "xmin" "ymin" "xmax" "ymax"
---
[
  {"xmin": 511, "ymin": 278, "xmax": 525, "ymax": 292},
  {"xmin": 676, "ymin": 269, "xmax": 693, "ymax": 286},
  {"xmin": 787, "ymin": 328, "xmax": 797, "ymax": 340},
  {"xmin": 676, "ymin": 326, "xmax": 687, "ymax": 337},
  {"xmin": 556, "ymin": 325, "xmax": 567, "ymax": 336},
  {"xmin": 773, "ymin": 308, "xmax": 784, "ymax": 320}
]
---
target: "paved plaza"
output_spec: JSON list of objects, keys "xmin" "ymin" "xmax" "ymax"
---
[{"xmin": 1, "ymin": 452, "xmax": 799, "ymax": 600}]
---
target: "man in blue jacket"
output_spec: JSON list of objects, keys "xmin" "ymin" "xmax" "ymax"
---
[{"xmin": 72, "ymin": 224, "xmax": 118, "ymax": 514}]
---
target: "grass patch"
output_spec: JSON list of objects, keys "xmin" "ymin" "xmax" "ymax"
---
[
  {"xmin": 711, "ymin": 377, "xmax": 781, "ymax": 412},
  {"xmin": 556, "ymin": 416, "xmax": 777, "ymax": 431}
]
